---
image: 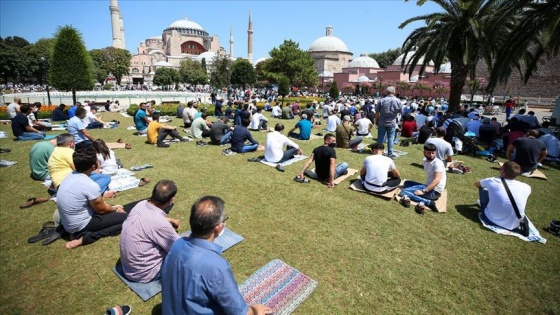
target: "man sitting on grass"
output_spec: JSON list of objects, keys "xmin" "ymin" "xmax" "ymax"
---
[
  {"xmin": 68, "ymin": 107, "xmax": 95, "ymax": 149},
  {"xmin": 264, "ymin": 123, "xmax": 302, "ymax": 172},
  {"xmin": 425, "ymin": 127, "xmax": 454, "ymax": 163},
  {"xmin": 210, "ymin": 115, "xmax": 234, "ymax": 145},
  {"xmin": 295, "ymin": 134, "xmax": 349, "ymax": 188},
  {"xmin": 120, "ymin": 180, "xmax": 180, "ymax": 283},
  {"xmin": 228, "ymin": 118, "xmax": 259, "ymax": 154},
  {"xmin": 147, "ymin": 112, "xmax": 186, "ymax": 148},
  {"xmin": 57, "ymin": 147, "xmax": 128, "ymax": 249},
  {"xmin": 399, "ymin": 143, "xmax": 446, "ymax": 213},
  {"xmin": 360, "ymin": 143, "xmax": 401, "ymax": 193},
  {"xmin": 474, "ymin": 161, "xmax": 531, "ymax": 232},
  {"xmin": 288, "ymin": 114, "xmax": 312, "ymax": 140},
  {"xmin": 161, "ymin": 195, "xmax": 271, "ymax": 315},
  {"xmin": 11, "ymin": 104, "xmax": 46, "ymax": 141}
]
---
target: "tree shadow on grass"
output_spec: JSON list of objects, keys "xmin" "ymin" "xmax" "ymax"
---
[
  {"xmin": 410, "ymin": 162, "xmax": 423, "ymax": 169},
  {"xmin": 455, "ymin": 204, "xmax": 482, "ymax": 224}
]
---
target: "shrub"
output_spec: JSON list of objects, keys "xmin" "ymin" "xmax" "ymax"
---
[{"xmin": 126, "ymin": 103, "xmax": 216, "ymax": 117}]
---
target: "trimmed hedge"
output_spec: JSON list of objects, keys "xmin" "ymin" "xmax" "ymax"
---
[{"xmin": 126, "ymin": 103, "xmax": 216, "ymax": 117}]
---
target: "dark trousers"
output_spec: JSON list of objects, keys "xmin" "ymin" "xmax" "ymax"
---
[
  {"xmin": 361, "ymin": 172, "xmax": 401, "ymax": 193},
  {"xmin": 75, "ymin": 140, "xmax": 93, "ymax": 150},
  {"xmin": 157, "ymin": 128, "xmax": 182, "ymax": 144},
  {"xmin": 79, "ymin": 211, "xmax": 128, "ymax": 246},
  {"xmin": 86, "ymin": 121, "xmax": 104, "ymax": 129}
]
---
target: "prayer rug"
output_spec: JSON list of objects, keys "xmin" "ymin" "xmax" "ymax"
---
[
  {"xmin": 304, "ymin": 168, "xmax": 358, "ymax": 185},
  {"xmin": 108, "ymin": 169, "xmax": 141, "ymax": 192},
  {"xmin": 239, "ymin": 259, "xmax": 318, "ymax": 315},
  {"xmin": 113, "ymin": 227, "xmax": 244, "ymax": 301},
  {"xmin": 497, "ymin": 162, "xmax": 547, "ymax": 180},
  {"xmin": 349, "ymin": 179, "xmax": 398, "ymax": 200},
  {"xmin": 260, "ymin": 155, "xmax": 308, "ymax": 168},
  {"xmin": 383, "ymin": 149, "xmax": 408, "ymax": 159},
  {"xmin": 478, "ymin": 213, "xmax": 547, "ymax": 244},
  {"xmin": 394, "ymin": 181, "xmax": 448, "ymax": 213}
]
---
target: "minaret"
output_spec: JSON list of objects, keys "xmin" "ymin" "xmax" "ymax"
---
[
  {"xmin": 247, "ymin": 12, "xmax": 253, "ymax": 64},
  {"xmin": 109, "ymin": 0, "xmax": 124, "ymax": 49},
  {"xmin": 119, "ymin": 11, "xmax": 125, "ymax": 48},
  {"xmin": 229, "ymin": 25, "xmax": 234, "ymax": 58}
]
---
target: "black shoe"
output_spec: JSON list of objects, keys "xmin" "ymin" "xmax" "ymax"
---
[
  {"xmin": 196, "ymin": 140, "xmax": 207, "ymax": 146},
  {"xmin": 41, "ymin": 229, "xmax": 62, "ymax": 246},
  {"xmin": 27, "ymin": 222, "xmax": 56, "ymax": 243},
  {"xmin": 157, "ymin": 143, "xmax": 170, "ymax": 148},
  {"xmin": 427, "ymin": 201, "xmax": 439, "ymax": 212}
]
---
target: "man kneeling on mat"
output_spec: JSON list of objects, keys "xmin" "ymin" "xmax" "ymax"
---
[{"xmin": 360, "ymin": 143, "xmax": 401, "ymax": 193}]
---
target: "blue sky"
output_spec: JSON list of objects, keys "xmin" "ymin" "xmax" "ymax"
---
[{"xmin": 1, "ymin": 0, "xmax": 440, "ymax": 60}]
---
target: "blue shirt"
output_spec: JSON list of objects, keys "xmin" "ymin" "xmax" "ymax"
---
[
  {"xmin": 135, "ymin": 109, "xmax": 148, "ymax": 131},
  {"xmin": 295, "ymin": 119, "xmax": 313, "ymax": 140},
  {"xmin": 161, "ymin": 237, "xmax": 249, "ymax": 315},
  {"xmin": 68, "ymin": 106, "xmax": 77, "ymax": 118},
  {"xmin": 67, "ymin": 116, "xmax": 87, "ymax": 144},
  {"xmin": 230, "ymin": 126, "xmax": 258, "ymax": 153}
]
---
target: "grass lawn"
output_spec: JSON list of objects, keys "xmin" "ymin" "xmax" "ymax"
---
[{"xmin": 0, "ymin": 112, "xmax": 559, "ymax": 314}]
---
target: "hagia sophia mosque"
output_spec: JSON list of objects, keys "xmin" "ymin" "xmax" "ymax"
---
[{"xmin": 109, "ymin": 0, "xmax": 450, "ymax": 90}]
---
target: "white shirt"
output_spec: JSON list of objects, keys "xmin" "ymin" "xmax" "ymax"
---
[
  {"xmin": 481, "ymin": 177, "xmax": 531, "ymax": 230},
  {"xmin": 322, "ymin": 104, "xmax": 331, "ymax": 117},
  {"xmin": 249, "ymin": 112, "xmax": 267, "ymax": 129},
  {"xmin": 362, "ymin": 155, "xmax": 396, "ymax": 192},
  {"xmin": 326, "ymin": 115, "xmax": 341, "ymax": 132},
  {"xmin": 7, "ymin": 102, "xmax": 20, "ymax": 119},
  {"xmin": 271, "ymin": 105, "xmax": 281, "ymax": 117},
  {"xmin": 183, "ymin": 107, "xmax": 197, "ymax": 124},
  {"xmin": 264, "ymin": 131, "xmax": 299, "ymax": 163},
  {"xmin": 355, "ymin": 118, "xmax": 373, "ymax": 135},
  {"xmin": 82, "ymin": 111, "xmax": 98, "ymax": 127},
  {"xmin": 97, "ymin": 150, "xmax": 118, "ymax": 175},
  {"xmin": 423, "ymin": 157, "xmax": 446, "ymax": 193},
  {"xmin": 425, "ymin": 137, "xmax": 454, "ymax": 161}
]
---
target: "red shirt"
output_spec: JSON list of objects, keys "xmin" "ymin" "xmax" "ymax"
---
[
  {"xmin": 401, "ymin": 120, "xmax": 418, "ymax": 137},
  {"xmin": 505, "ymin": 100, "xmax": 516, "ymax": 109}
]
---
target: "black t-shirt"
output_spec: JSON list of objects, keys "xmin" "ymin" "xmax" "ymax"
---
[
  {"xmin": 479, "ymin": 124, "xmax": 496, "ymax": 143},
  {"xmin": 418, "ymin": 125, "xmax": 434, "ymax": 144},
  {"xmin": 11, "ymin": 112, "xmax": 30, "ymax": 137},
  {"xmin": 313, "ymin": 145, "xmax": 337, "ymax": 180},
  {"xmin": 513, "ymin": 137, "xmax": 546, "ymax": 168},
  {"xmin": 51, "ymin": 108, "xmax": 68, "ymax": 121}
]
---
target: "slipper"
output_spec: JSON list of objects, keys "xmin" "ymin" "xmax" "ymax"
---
[
  {"xmin": 116, "ymin": 138, "xmax": 123, "ymax": 143},
  {"xmin": 139, "ymin": 177, "xmax": 151, "ymax": 187},
  {"xmin": 130, "ymin": 166, "xmax": 144, "ymax": 171},
  {"xmin": 143, "ymin": 164, "xmax": 154, "ymax": 169},
  {"xmin": 106, "ymin": 305, "xmax": 132, "ymax": 315},
  {"xmin": 293, "ymin": 176, "xmax": 310, "ymax": 183},
  {"xmin": 125, "ymin": 143, "xmax": 132, "ymax": 149},
  {"xmin": 0, "ymin": 148, "xmax": 11, "ymax": 153},
  {"xmin": 276, "ymin": 165, "xmax": 285, "ymax": 172},
  {"xmin": 27, "ymin": 221, "xmax": 57, "ymax": 243},
  {"xmin": 20, "ymin": 197, "xmax": 50, "ymax": 209},
  {"xmin": 247, "ymin": 157, "xmax": 260, "ymax": 162}
]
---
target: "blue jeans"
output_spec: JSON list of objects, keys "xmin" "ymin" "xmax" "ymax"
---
[
  {"xmin": 220, "ymin": 131, "xmax": 233, "ymax": 144},
  {"xmin": 399, "ymin": 180, "xmax": 440, "ymax": 205},
  {"xmin": 90, "ymin": 173, "xmax": 111, "ymax": 193},
  {"xmin": 86, "ymin": 121, "xmax": 104, "ymax": 129},
  {"xmin": 335, "ymin": 162, "xmax": 349, "ymax": 178},
  {"xmin": 288, "ymin": 131, "xmax": 307, "ymax": 140},
  {"xmin": 241, "ymin": 143, "xmax": 259, "ymax": 153},
  {"xmin": 278, "ymin": 147, "xmax": 298, "ymax": 163},
  {"xmin": 18, "ymin": 132, "xmax": 45, "ymax": 141},
  {"xmin": 478, "ymin": 187, "xmax": 489, "ymax": 210},
  {"xmin": 506, "ymin": 108, "xmax": 513, "ymax": 120},
  {"xmin": 377, "ymin": 125, "xmax": 396, "ymax": 155}
]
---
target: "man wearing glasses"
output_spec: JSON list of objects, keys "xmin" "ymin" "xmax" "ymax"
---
[{"xmin": 161, "ymin": 196, "xmax": 271, "ymax": 315}]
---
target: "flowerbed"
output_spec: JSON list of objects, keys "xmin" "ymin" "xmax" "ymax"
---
[{"xmin": 0, "ymin": 105, "xmax": 59, "ymax": 120}]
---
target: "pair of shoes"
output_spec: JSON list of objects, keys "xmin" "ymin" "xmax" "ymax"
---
[
  {"xmin": 27, "ymin": 221, "xmax": 56, "ymax": 243},
  {"xmin": 139, "ymin": 177, "xmax": 151, "ymax": 187},
  {"xmin": 400, "ymin": 196, "xmax": 411, "ymax": 208},
  {"xmin": 544, "ymin": 220, "xmax": 560, "ymax": 236},
  {"xmin": 247, "ymin": 157, "xmax": 261, "ymax": 162},
  {"xmin": 486, "ymin": 154, "xmax": 497, "ymax": 162},
  {"xmin": 124, "ymin": 143, "xmax": 132, "ymax": 149},
  {"xmin": 41, "ymin": 226, "xmax": 64, "ymax": 246},
  {"xmin": 0, "ymin": 160, "xmax": 17, "ymax": 167},
  {"xmin": 157, "ymin": 143, "xmax": 170, "ymax": 148},
  {"xmin": 415, "ymin": 202, "xmax": 427, "ymax": 215},
  {"xmin": 106, "ymin": 305, "xmax": 132, "ymax": 315},
  {"xmin": 20, "ymin": 197, "xmax": 50, "ymax": 209},
  {"xmin": 276, "ymin": 165, "xmax": 285, "ymax": 172},
  {"xmin": 293, "ymin": 176, "xmax": 310, "ymax": 183},
  {"xmin": 0, "ymin": 148, "xmax": 11, "ymax": 153},
  {"xmin": 116, "ymin": 138, "xmax": 123, "ymax": 143},
  {"xmin": 222, "ymin": 149, "xmax": 236, "ymax": 156},
  {"xmin": 196, "ymin": 141, "xmax": 207, "ymax": 146}
]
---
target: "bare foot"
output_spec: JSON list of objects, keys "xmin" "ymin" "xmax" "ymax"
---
[
  {"xmin": 65, "ymin": 238, "xmax": 83, "ymax": 249},
  {"xmin": 103, "ymin": 191, "xmax": 117, "ymax": 198}
]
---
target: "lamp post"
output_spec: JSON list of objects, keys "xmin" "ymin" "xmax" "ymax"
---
[{"xmin": 40, "ymin": 57, "xmax": 52, "ymax": 105}]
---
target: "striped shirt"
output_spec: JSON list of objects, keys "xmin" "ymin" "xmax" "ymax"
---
[{"xmin": 120, "ymin": 200, "xmax": 180, "ymax": 283}]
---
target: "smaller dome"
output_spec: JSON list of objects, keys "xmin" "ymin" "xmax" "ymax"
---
[
  {"xmin": 153, "ymin": 61, "xmax": 173, "ymax": 67},
  {"xmin": 253, "ymin": 57, "xmax": 267, "ymax": 66},
  {"xmin": 439, "ymin": 62, "xmax": 452, "ymax": 73},
  {"xmin": 195, "ymin": 51, "xmax": 216, "ymax": 62},
  {"xmin": 348, "ymin": 54, "xmax": 380, "ymax": 68},
  {"xmin": 393, "ymin": 51, "xmax": 434, "ymax": 66},
  {"xmin": 309, "ymin": 26, "xmax": 349, "ymax": 53},
  {"xmin": 357, "ymin": 75, "xmax": 371, "ymax": 83}
]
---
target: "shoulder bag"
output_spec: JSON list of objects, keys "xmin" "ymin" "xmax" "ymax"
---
[{"xmin": 501, "ymin": 178, "xmax": 530, "ymax": 236}]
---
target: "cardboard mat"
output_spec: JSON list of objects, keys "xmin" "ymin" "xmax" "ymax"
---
[
  {"xmin": 394, "ymin": 183, "xmax": 448, "ymax": 213},
  {"xmin": 305, "ymin": 168, "xmax": 358, "ymax": 185},
  {"xmin": 349, "ymin": 179, "xmax": 398, "ymax": 200},
  {"xmin": 497, "ymin": 162, "xmax": 547, "ymax": 180},
  {"xmin": 106, "ymin": 142, "xmax": 127, "ymax": 149}
]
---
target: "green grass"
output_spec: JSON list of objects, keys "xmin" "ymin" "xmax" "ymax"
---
[{"xmin": 1, "ymin": 112, "xmax": 559, "ymax": 314}]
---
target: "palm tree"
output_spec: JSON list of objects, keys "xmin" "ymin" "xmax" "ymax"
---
[
  {"xmin": 487, "ymin": 0, "xmax": 560, "ymax": 91},
  {"xmin": 399, "ymin": 0, "xmax": 506, "ymax": 112}
]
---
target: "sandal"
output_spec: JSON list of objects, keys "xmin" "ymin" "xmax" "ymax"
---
[
  {"xmin": 139, "ymin": 177, "xmax": 151, "ymax": 187},
  {"xmin": 106, "ymin": 305, "xmax": 131, "ymax": 315},
  {"xmin": 116, "ymin": 138, "xmax": 123, "ymax": 143},
  {"xmin": 130, "ymin": 166, "xmax": 143, "ymax": 171},
  {"xmin": 125, "ymin": 143, "xmax": 132, "ymax": 149},
  {"xmin": 20, "ymin": 197, "xmax": 50, "ymax": 209},
  {"xmin": 142, "ymin": 164, "xmax": 154, "ymax": 169},
  {"xmin": 293, "ymin": 176, "xmax": 310, "ymax": 183}
]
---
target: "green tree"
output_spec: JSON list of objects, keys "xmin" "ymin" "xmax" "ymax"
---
[
  {"xmin": 26, "ymin": 38, "xmax": 56, "ymax": 85},
  {"xmin": 209, "ymin": 55, "xmax": 233, "ymax": 88},
  {"xmin": 179, "ymin": 59, "xmax": 207, "ymax": 84},
  {"xmin": 49, "ymin": 26, "xmax": 94, "ymax": 104},
  {"xmin": 230, "ymin": 59, "xmax": 256, "ymax": 89},
  {"xmin": 329, "ymin": 80, "xmax": 339, "ymax": 99},
  {"xmin": 396, "ymin": 80, "xmax": 412, "ymax": 96},
  {"xmin": 265, "ymin": 40, "xmax": 317, "ymax": 87},
  {"xmin": 201, "ymin": 58, "xmax": 207, "ymax": 73},
  {"xmin": 0, "ymin": 36, "xmax": 31, "ymax": 83},
  {"xmin": 488, "ymin": 0, "xmax": 560, "ymax": 91},
  {"xmin": 369, "ymin": 48, "xmax": 402, "ymax": 68},
  {"xmin": 255, "ymin": 59, "xmax": 268, "ymax": 82},
  {"xmin": 399, "ymin": 0, "xmax": 505, "ymax": 112},
  {"xmin": 278, "ymin": 76, "xmax": 290, "ymax": 105},
  {"xmin": 89, "ymin": 47, "xmax": 131, "ymax": 85},
  {"xmin": 153, "ymin": 67, "xmax": 180, "ymax": 89}
]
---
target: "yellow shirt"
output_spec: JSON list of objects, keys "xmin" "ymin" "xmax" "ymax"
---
[
  {"xmin": 48, "ymin": 147, "xmax": 74, "ymax": 187},
  {"xmin": 147, "ymin": 121, "xmax": 163, "ymax": 144}
]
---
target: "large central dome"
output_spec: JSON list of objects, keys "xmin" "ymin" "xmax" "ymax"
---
[
  {"xmin": 309, "ymin": 26, "xmax": 349, "ymax": 53},
  {"xmin": 164, "ymin": 17, "xmax": 209, "ymax": 36}
]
